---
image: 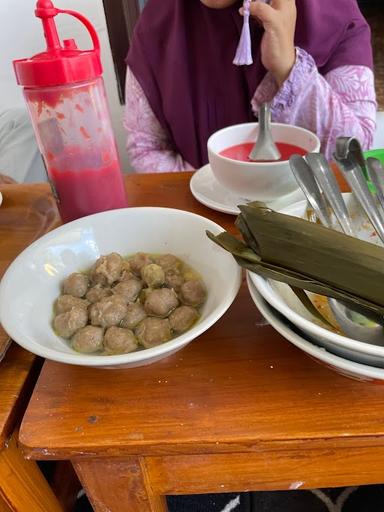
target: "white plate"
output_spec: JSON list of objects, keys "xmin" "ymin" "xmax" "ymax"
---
[
  {"xmin": 190, "ymin": 164, "xmax": 305, "ymax": 215},
  {"xmin": 246, "ymin": 272, "xmax": 384, "ymax": 382},
  {"xmin": 0, "ymin": 192, "xmax": 2, "ymax": 207}
]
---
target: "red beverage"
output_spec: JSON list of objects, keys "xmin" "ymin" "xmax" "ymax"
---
[
  {"xmin": 14, "ymin": 1, "xmax": 128, "ymax": 224},
  {"xmin": 219, "ymin": 142, "xmax": 306, "ymax": 162},
  {"xmin": 49, "ymin": 159, "xmax": 128, "ymax": 223}
]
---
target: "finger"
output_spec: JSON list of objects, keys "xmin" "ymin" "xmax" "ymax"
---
[
  {"xmin": 247, "ymin": 2, "xmax": 276, "ymax": 24},
  {"xmin": 270, "ymin": 0, "xmax": 295, "ymax": 8}
]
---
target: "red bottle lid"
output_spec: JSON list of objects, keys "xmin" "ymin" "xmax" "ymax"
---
[{"xmin": 13, "ymin": 0, "xmax": 102, "ymax": 88}]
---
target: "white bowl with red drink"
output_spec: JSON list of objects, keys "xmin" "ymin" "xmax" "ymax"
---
[{"xmin": 207, "ymin": 122, "xmax": 321, "ymax": 201}]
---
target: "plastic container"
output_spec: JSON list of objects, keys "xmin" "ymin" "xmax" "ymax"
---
[
  {"xmin": 13, "ymin": 1, "xmax": 127, "ymax": 223},
  {"xmin": 363, "ymin": 148, "xmax": 384, "ymax": 191}
]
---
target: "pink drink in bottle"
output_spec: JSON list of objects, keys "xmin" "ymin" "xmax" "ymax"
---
[{"xmin": 13, "ymin": 0, "xmax": 127, "ymax": 223}]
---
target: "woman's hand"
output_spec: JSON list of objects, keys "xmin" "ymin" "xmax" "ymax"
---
[
  {"xmin": 0, "ymin": 174, "xmax": 16, "ymax": 184},
  {"xmin": 247, "ymin": 0, "xmax": 297, "ymax": 87}
]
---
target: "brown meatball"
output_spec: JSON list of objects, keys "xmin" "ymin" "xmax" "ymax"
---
[
  {"xmin": 141, "ymin": 263, "xmax": 165, "ymax": 288},
  {"xmin": 62, "ymin": 272, "xmax": 89, "ymax": 298},
  {"xmin": 118, "ymin": 260, "xmax": 135, "ymax": 282},
  {"xmin": 154, "ymin": 254, "xmax": 181, "ymax": 272},
  {"xmin": 179, "ymin": 280, "xmax": 207, "ymax": 307},
  {"xmin": 55, "ymin": 295, "xmax": 89, "ymax": 315},
  {"xmin": 120, "ymin": 303, "xmax": 147, "ymax": 329},
  {"xmin": 144, "ymin": 288, "xmax": 179, "ymax": 318},
  {"xmin": 89, "ymin": 295, "xmax": 127, "ymax": 328},
  {"xmin": 164, "ymin": 268, "xmax": 184, "ymax": 291},
  {"xmin": 135, "ymin": 317, "xmax": 172, "ymax": 348},
  {"xmin": 90, "ymin": 253, "xmax": 123, "ymax": 285},
  {"xmin": 86, "ymin": 285, "xmax": 112, "ymax": 304},
  {"xmin": 169, "ymin": 306, "xmax": 199, "ymax": 334},
  {"xmin": 103, "ymin": 326, "xmax": 138, "ymax": 354},
  {"xmin": 53, "ymin": 307, "xmax": 88, "ymax": 338},
  {"xmin": 128, "ymin": 252, "xmax": 153, "ymax": 276},
  {"xmin": 112, "ymin": 279, "xmax": 143, "ymax": 303},
  {"xmin": 139, "ymin": 287, "xmax": 153, "ymax": 305},
  {"xmin": 72, "ymin": 326, "xmax": 104, "ymax": 353}
]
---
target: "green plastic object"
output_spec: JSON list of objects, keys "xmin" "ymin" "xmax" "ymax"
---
[{"xmin": 363, "ymin": 148, "xmax": 384, "ymax": 193}]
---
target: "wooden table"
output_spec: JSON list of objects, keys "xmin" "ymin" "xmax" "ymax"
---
[
  {"xmin": 17, "ymin": 173, "xmax": 384, "ymax": 512},
  {"xmin": 0, "ymin": 184, "xmax": 62, "ymax": 511}
]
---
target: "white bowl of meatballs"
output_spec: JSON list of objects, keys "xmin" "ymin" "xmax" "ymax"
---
[{"xmin": 0, "ymin": 207, "xmax": 241, "ymax": 368}]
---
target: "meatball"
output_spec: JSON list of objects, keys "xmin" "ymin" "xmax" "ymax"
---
[
  {"xmin": 55, "ymin": 295, "xmax": 89, "ymax": 315},
  {"xmin": 135, "ymin": 317, "xmax": 172, "ymax": 348},
  {"xmin": 141, "ymin": 263, "xmax": 165, "ymax": 288},
  {"xmin": 119, "ymin": 260, "xmax": 135, "ymax": 282},
  {"xmin": 53, "ymin": 307, "xmax": 88, "ymax": 338},
  {"xmin": 164, "ymin": 268, "xmax": 184, "ymax": 291},
  {"xmin": 120, "ymin": 303, "xmax": 147, "ymax": 329},
  {"xmin": 128, "ymin": 252, "xmax": 153, "ymax": 276},
  {"xmin": 169, "ymin": 306, "xmax": 199, "ymax": 334},
  {"xmin": 179, "ymin": 280, "xmax": 207, "ymax": 307},
  {"xmin": 72, "ymin": 326, "xmax": 104, "ymax": 353},
  {"xmin": 86, "ymin": 284, "xmax": 112, "ymax": 304},
  {"xmin": 103, "ymin": 326, "xmax": 138, "ymax": 354},
  {"xmin": 89, "ymin": 295, "xmax": 127, "ymax": 328},
  {"xmin": 62, "ymin": 272, "xmax": 89, "ymax": 298},
  {"xmin": 144, "ymin": 288, "xmax": 179, "ymax": 318},
  {"xmin": 90, "ymin": 253, "xmax": 123, "ymax": 285},
  {"xmin": 154, "ymin": 254, "xmax": 181, "ymax": 272},
  {"xmin": 112, "ymin": 279, "xmax": 143, "ymax": 303}
]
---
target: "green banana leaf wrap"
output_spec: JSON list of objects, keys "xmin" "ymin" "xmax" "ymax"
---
[{"xmin": 206, "ymin": 202, "xmax": 384, "ymax": 317}]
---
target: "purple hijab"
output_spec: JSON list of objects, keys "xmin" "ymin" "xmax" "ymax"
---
[{"xmin": 126, "ymin": 0, "xmax": 373, "ymax": 169}]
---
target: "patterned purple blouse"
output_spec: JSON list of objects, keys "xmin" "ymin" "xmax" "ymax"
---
[{"xmin": 124, "ymin": 48, "xmax": 377, "ymax": 173}]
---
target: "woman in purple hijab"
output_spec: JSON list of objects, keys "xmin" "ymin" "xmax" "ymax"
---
[{"xmin": 124, "ymin": 0, "xmax": 376, "ymax": 172}]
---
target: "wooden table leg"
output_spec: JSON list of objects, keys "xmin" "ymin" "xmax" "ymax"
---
[
  {"xmin": 0, "ymin": 432, "xmax": 63, "ymax": 512},
  {"xmin": 73, "ymin": 457, "xmax": 168, "ymax": 512}
]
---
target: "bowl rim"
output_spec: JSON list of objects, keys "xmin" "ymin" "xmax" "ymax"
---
[
  {"xmin": 0, "ymin": 206, "xmax": 242, "ymax": 367},
  {"xmin": 250, "ymin": 195, "xmax": 384, "ymax": 358},
  {"xmin": 207, "ymin": 122, "xmax": 321, "ymax": 167},
  {"xmin": 246, "ymin": 272, "xmax": 384, "ymax": 380}
]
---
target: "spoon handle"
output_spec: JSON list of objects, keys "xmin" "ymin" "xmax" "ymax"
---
[
  {"xmin": 305, "ymin": 153, "xmax": 354, "ymax": 236},
  {"xmin": 248, "ymin": 103, "xmax": 281, "ymax": 161},
  {"xmin": 289, "ymin": 154, "xmax": 332, "ymax": 228},
  {"xmin": 335, "ymin": 136, "xmax": 367, "ymax": 177},
  {"xmin": 334, "ymin": 155, "xmax": 384, "ymax": 243}
]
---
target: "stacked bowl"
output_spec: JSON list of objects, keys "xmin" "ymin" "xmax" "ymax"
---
[{"xmin": 246, "ymin": 189, "xmax": 384, "ymax": 382}]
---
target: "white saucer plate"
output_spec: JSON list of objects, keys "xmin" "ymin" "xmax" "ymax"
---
[
  {"xmin": 246, "ymin": 272, "xmax": 384, "ymax": 382},
  {"xmin": 190, "ymin": 164, "xmax": 305, "ymax": 215},
  {"xmin": 0, "ymin": 192, "xmax": 2, "ymax": 207}
]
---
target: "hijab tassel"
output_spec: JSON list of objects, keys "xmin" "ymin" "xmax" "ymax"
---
[{"xmin": 233, "ymin": 0, "xmax": 253, "ymax": 66}]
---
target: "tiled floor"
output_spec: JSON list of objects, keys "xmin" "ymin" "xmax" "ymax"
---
[{"xmin": 74, "ymin": 485, "xmax": 384, "ymax": 511}]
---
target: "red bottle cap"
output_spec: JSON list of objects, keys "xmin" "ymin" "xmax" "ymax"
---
[{"xmin": 13, "ymin": 0, "xmax": 102, "ymax": 88}]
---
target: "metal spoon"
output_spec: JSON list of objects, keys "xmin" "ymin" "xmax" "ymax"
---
[
  {"xmin": 290, "ymin": 147, "xmax": 384, "ymax": 344},
  {"xmin": 328, "ymin": 298, "xmax": 384, "ymax": 345},
  {"xmin": 305, "ymin": 152, "xmax": 355, "ymax": 236},
  {"xmin": 333, "ymin": 153, "xmax": 384, "ymax": 243},
  {"xmin": 248, "ymin": 103, "xmax": 281, "ymax": 161},
  {"xmin": 289, "ymin": 154, "xmax": 332, "ymax": 227}
]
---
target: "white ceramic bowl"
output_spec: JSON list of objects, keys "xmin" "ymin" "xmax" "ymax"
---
[
  {"xmin": 207, "ymin": 122, "xmax": 320, "ymax": 201},
  {"xmin": 247, "ymin": 273, "xmax": 384, "ymax": 382},
  {"xmin": 0, "ymin": 207, "xmax": 241, "ymax": 368},
  {"xmin": 249, "ymin": 193, "xmax": 384, "ymax": 368}
]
